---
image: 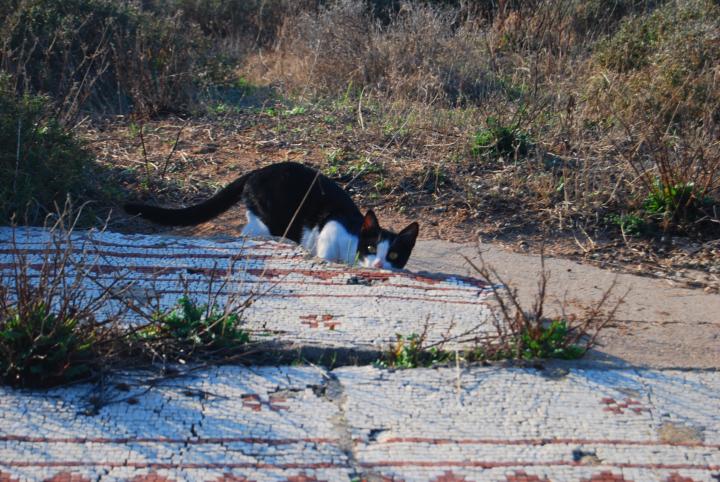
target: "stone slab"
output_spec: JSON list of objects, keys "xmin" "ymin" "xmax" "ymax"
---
[
  {"xmin": 0, "ymin": 366, "xmax": 718, "ymax": 481},
  {"xmin": 0, "ymin": 227, "xmax": 495, "ymax": 352}
]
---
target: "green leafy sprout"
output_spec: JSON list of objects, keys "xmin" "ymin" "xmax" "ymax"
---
[
  {"xmin": 0, "ymin": 301, "xmax": 94, "ymax": 387},
  {"xmin": 141, "ymin": 296, "xmax": 250, "ymax": 355}
]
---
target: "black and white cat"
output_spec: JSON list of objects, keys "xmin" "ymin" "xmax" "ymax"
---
[{"xmin": 124, "ymin": 162, "xmax": 419, "ymax": 269}]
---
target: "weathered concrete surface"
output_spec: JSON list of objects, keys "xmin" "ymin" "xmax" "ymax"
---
[
  {"xmin": 0, "ymin": 228, "xmax": 495, "ymax": 354},
  {"xmin": 0, "ymin": 365, "xmax": 718, "ymax": 481},
  {"xmin": 409, "ymin": 241, "xmax": 720, "ymax": 369}
]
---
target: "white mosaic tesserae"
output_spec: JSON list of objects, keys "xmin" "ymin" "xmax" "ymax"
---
[
  {"xmin": 0, "ymin": 228, "xmax": 718, "ymax": 481},
  {"xmin": 0, "ymin": 366, "xmax": 718, "ymax": 481},
  {"xmin": 0, "ymin": 227, "xmax": 496, "ymax": 351}
]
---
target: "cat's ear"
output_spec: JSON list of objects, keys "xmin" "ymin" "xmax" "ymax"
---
[
  {"xmin": 361, "ymin": 210, "xmax": 380, "ymax": 233},
  {"xmin": 397, "ymin": 222, "xmax": 419, "ymax": 245}
]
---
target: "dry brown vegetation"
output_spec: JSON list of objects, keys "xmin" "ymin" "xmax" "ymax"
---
[{"xmin": 1, "ymin": 0, "xmax": 719, "ymax": 287}]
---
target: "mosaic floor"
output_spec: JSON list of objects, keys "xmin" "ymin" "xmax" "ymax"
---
[
  {"xmin": 0, "ymin": 228, "xmax": 495, "ymax": 351},
  {"xmin": 1, "ymin": 228, "xmax": 718, "ymax": 481},
  {"xmin": 0, "ymin": 366, "xmax": 717, "ymax": 481}
]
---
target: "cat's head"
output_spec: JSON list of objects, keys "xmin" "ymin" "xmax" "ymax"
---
[{"xmin": 357, "ymin": 210, "xmax": 419, "ymax": 269}]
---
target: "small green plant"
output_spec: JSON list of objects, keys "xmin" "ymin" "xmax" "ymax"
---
[
  {"xmin": 642, "ymin": 180, "xmax": 712, "ymax": 226},
  {"xmin": 128, "ymin": 122, "xmax": 142, "ymax": 139},
  {"xmin": 234, "ymin": 76, "xmax": 256, "ymax": 93},
  {"xmin": 0, "ymin": 301, "xmax": 95, "ymax": 387},
  {"xmin": 141, "ymin": 296, "xmax": 250, "ymax": 357},
  {"xmin": 283, "ymin": 105, "xmax": 306, "ymax": 116},
  {"xmin": 348, "ymin": 157, "xmax": 384, "ymax": 176},
  {"xmin": 382, "ymin": 116, "xmax": 410, "ymax": 138},
  {"xmin": 211, "ymin": 102, "xmax": 230, "ymax": 114},
  {"xmin": 464, "ymin": 249, "xmax": 623, "ymax": 364},
  {"xmin": 376, "ymin": 333, "xmax": 451, "ymax": 369},
  {"xmin": 606, "ymin": 213, "xmax": 648, "ymax": 237},
  {"xmin": 517, "ymin": 320, "xmax": 585, "ymax": 360},
  {"xmin": 324, "ymin": 147, "xmax": 351, "ymax": 176},
  {"xmin": 471, "ymin": 117, "xmax": 531, "ymax": 159}
]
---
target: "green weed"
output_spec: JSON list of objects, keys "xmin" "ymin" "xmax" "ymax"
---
[
  {"xmin": 348, "ymin": 157, "xmax": 384, "ymax": 176},
  {"xmin": 283, "ymin": 106, "xmax": 306, "ymax": 116},
  {"xmin": 140, "ymin": 296, "xmax": 250, "ymax": 357},
  {"xmin": 234, "ymin": 76, "xmax": 257, "ymax": 93},
  {"xmin": 0, "ymin": 301, "xmax": 95, "ymax": 387},
  {"xmin": 471, "ymin": 117, "xmax": 531, "ymax": 159},
  {"xmin": 376, "ymin": 333, "xmax": 451, "ymax": 369},
  {"xmin": 324, "ymin": 147, "xmax": 360, "ymax": 177},
  {"xmin": 516, "ymin": 320, "xmax": 585, "ymax": 361},
  {"xmin": 643, "ymin": 181, "xmax": 705, "ymax": 222},
  {"xmin": 606, "ymin": 213, "xmax": 648, "ymax": 237}
]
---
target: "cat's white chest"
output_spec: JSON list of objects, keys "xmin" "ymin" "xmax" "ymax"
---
[{"xmin": 302, "ymin": 221, "xmax": 358, "ymax": 265}]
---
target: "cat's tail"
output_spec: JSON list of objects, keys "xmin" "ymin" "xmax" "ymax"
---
[{"xmin": 124, "ymin": 174, "xmax": 249, "ymax": 226}]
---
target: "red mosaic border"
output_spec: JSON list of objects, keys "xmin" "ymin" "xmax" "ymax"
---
[
  {"xmin": 1, "ymin": 435, "xmax": 716, "ymax": 449},
  {"xmin": 5, "ymin": 268, "xmax": 485, "ymax": 294},
  {"xmin": 1, "ymin": 460, "xmax": 718, "ymax": 472}
]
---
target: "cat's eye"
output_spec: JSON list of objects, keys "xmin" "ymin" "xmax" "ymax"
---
[
  {"xmin": 367, "ymin": 245, "xmax": 377, "ymax": 254},
  {"xmin": 388, "ymin": 252, "xmax": 398, "ymax": 261}
]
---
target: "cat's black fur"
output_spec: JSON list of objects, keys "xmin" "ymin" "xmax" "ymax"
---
[{"xmin": 124, "ymin": 162, "xmax": 419, "ymax": 269}]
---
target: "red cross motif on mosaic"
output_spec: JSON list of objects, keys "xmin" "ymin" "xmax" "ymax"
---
[
  {"xmin": 300, "ymin": 314, "xmax": 340, "ymax": 330},
  {"xmin": 241, "ymin": 393, "xmax": 289, "ymax": 412},
  {"xmin": 600, "ymin": 397, "xmax": 651, "ymax": 415}
]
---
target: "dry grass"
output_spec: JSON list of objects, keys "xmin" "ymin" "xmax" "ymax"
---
[{"xmin": 246, "ymin": 0, "xmax": 718, "ymax": 238}]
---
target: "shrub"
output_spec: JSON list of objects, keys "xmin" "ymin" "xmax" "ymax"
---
[
  {"xmin": 0, "ymin": 77, "xmax": 92, "ymax": 224},
  {"xmin": 592, "ymin": 0, "xmax": 720, "ymax": 124},
  {"xmin": 465, "ymin": 251, "xmax": 623, "ymax": 362},
  {"xmin": 0, "ymin": 213, "xmax": 120, "ymax": 388},
  {"xmin": 149, "ymin": 0, "xmax": 311, "ymax": 45},
  {"xmin": 0, "ymin": 0, "xmax": 211, "ymax": 119},
  {"xmin": 586, "ymin": 0, "xmax": 720, "ymax": 233},
  {"xmin": 270, "ymin": 0, "xmax": 496, "ymax": 105}
]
